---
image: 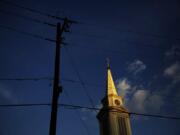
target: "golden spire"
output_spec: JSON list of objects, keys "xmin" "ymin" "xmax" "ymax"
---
[{"xmin": 106, "ymin": 58, "xmax": 118, "ymax": 96}]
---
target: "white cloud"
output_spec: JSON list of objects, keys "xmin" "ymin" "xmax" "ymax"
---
[
  {"xmin": 116, "ymin": 78, "xmax": 131, "ymax": 97},
  {"xmin": 116, "ymin": 77, "xmax": 164, "ymax": 114},
  {"xmin": 127, "ymin": 60, "xmax": 146, "ymax": 75},
  {"xmin": 0, "ymin": 84, "xmax": 18, "ymax": 104},
  {"xmin": 128, "ymin": 89, "xmax": 164, "ymax": 113},
  {"xmin": 164, "ymin": 62, "xmax": 180, "ymax": 83},
  {"xmin": 129, "ymin": 90, "xmax": 148, "ymax": 113},
  {"xmin": 115, "ymin": 77, "xmax": 164, "ymax": 113}
]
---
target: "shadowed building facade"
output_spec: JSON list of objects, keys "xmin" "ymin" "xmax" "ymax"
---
[{"xmin": 97, "ymin": 64, "xmax": 132, "ymax": 135}]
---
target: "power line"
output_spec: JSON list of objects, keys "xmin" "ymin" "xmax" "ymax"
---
[
  {"xmin": 67, "ymin": 42, "xmax": 179, "ymax": 65},
  {"xmin": 0, "ymin": 23, "xmax": 166, "ymax": 58},
  {"xmin": 0, "ymin": 1, "xmax": 177, "ymax": 49},
  {"xmin": 0, "ymin": 8, "xmax": 56, "ymax": 27},
  {"xmin": 80, "ymin": 22, "xmax": 180, "ymax": 42},
  {"xmin": 1, "ymin": 77, "xmax": 180, "ymax": 102},
  {"xmin": 1, "ymin": 0, "xmax": 179, "ymax": 42},
  {"xmin": 0, "ymin": 77, "xmax": 52, "ymax": 81},
  {"xmin": 0, "ymin": 103, "xmax": 51, "ymax": 107},
  {"xmin": 0, "ymin": 0, "xmax": 78, "ymax": 24},
  {"xmin": 63, "ymin": 89, "xmax": 91, "ymax": 135},
  {"xmin": 0, "ymin": 25, "xmax": 164, "ymax": 60},
  {"xmin": 69, "ymin": 42, "xmax": 139, "ymax": 55},
  {"xmin": 69, "ymin": 34, "xmax": 167, "ymax": 49},
  {"xmin": 0, "ymin": 77, "xmax": 102, "ymax": 87},
  {"xmin": 0, "ymin": 24, "xmax": 55, "ymax": 42},
  {"xmin": 67, "ymin": 42, "xmax": 165, "ymax": 61},
  {"xmin": 0, "ymin": 103, "xmax": 180, "ymax": 120},
  {"xmin": 64, "ymin": 47, "xmax": 97, "ymax": 110}
]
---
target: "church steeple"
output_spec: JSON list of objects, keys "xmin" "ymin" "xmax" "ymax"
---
[
  {"xmin": 97, "ymin": 61, "xmax": 132, "ymax": 135},
  {"xmin": 104, "ymin": 59, "xmax": 124, "ymax": 107},
  {"xmin": 106, "ymin": 62, "xmax": 118, "ymax": 96}
]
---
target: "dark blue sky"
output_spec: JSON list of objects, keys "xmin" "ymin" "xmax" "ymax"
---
[{"xmin": 0, "ymin": 0, "xmax": 180, "ymax": 135}]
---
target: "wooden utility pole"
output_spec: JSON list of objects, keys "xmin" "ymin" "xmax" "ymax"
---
[{"xmin": 49, "ymin": 19, "xmax": 70, "ymax": 135}]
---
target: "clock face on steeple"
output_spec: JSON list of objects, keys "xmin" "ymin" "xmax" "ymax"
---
[{"xmin": 114, "ymin": 99, "xmax": 120, "ymax": 106}]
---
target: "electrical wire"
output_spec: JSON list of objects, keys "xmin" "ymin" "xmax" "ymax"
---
[
  {"xmin": 0, "ymin": 77, "xmax": 103, "ymax": 88},
  {"xmin": 1, "ymin": 0, "xmax": 179, "ymax": 42},
  {"xmin": 66, "ymin": 43, "xmax": 166, "ymax": 62},
  {"xmin": 0, "ymin": 8, "xmax": 56, "ymax": 27},
  {"xmin": 0, "ymin": 6, "xmax": 177, "ymax": 50},
  {"xmin": 0, "ymin": 103, "xmax": 180, "ymax": 120},
  {"xmin": 68, "ymin": 42, "xmax": 143, "ymax": 56},
  {"xmin": 0, "ymin": 0, "xmax": 78, "ymax": 23},
  {"xmin": 64, "ymin": 47, "xmax": 97, "ymax": 110},
  {"xmin": 0, "ymin": 77, "xmax": 52, "ymax": 81},
  {"xmin": 0, "ymin": 6, "xmax": 175, "ymax": 50},
  {"xmin": 63, "ymin": 89, "xmax": 91, "ymax": 135},
  {"xmin": 1, "ymin": 77, "xmax": 180, "ymax": 103},
  {"xmin": 0, "ymin": 24, "xmax": 55, "ymax": 42},
  {"xmin": 68, "ymin": 34, "xmax": 168, "ymax": 50},
  {"xmin": 0, "ymin": 21, "xmax": 166, "ymax": 51},
  {"xmin": 79, "ymin": 22, "xmax": 180, "ymax": 42}
]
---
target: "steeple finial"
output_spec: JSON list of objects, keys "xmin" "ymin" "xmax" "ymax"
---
[{"xmin": 106, "ymin": 58, "xmax": 110, "ymax": 69}]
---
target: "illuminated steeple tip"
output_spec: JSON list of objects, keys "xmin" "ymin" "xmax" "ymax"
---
[
  {"xmin": 106, "ymin": 58, "xmax": 110, "ymax": 69},
  {"xmin": 106, "ymin": 59, "xmax": 118, "ymax": 96}
]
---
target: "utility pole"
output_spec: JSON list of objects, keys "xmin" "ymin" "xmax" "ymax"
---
[{"xmin": 49, "ymin": 18, "xmax": 70, "ymax": 135}]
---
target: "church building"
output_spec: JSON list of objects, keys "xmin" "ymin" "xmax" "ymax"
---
[{"xmin": 97, "ymin": 62, "xmax": 132, "ymax": 135}]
